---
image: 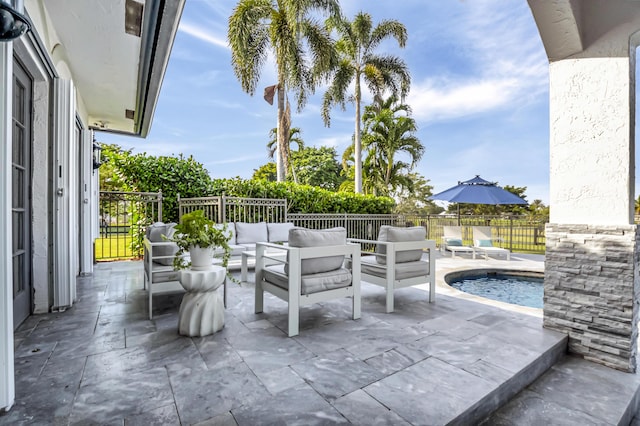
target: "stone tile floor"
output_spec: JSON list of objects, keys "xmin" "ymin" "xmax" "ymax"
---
[{"xmin": 1, "ymin": 253, "xmax": 638, "ymax": 425}]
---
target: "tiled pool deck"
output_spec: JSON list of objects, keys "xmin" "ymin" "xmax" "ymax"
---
[{"xmin": 2, "ymin": 252, "xmax": 640, "ymax": 425}]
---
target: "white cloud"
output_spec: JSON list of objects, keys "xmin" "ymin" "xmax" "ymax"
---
[
  {"xmin": 407, "ymin": 0, "xmax": 548, "ymax": 124},
  {"xmin": 207, "ymin": 154, "xmax": 265, "ymax": 165},
  {"xmin": 312, "ymin": 133, "xmax": 353, "ymax": 149},
  {"xmin": 409, "ymin": 77, "xmax": 519, "ymax": 122},
  {"xmin": 179, "ymin": 21, "xmax": 229, "ymax": 50}
]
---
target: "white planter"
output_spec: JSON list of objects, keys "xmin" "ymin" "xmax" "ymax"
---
[{"xmin": 189, "ymin": 245, "xmax": 214, "ymax": 270}]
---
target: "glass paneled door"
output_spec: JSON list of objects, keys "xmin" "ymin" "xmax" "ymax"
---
[{"xmin": 12, "ymin": 59, "xmax": 32, "ymax": 328}]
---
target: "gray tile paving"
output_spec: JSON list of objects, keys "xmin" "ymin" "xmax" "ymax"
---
[{"xmin": 1, "ymin": 254, "xmax": 638, "ymax": 425}]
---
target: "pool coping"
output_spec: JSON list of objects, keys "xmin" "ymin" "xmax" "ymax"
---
[{"xmin": 419, "ymin": 255, "xmax": 545, "ymax": 318}]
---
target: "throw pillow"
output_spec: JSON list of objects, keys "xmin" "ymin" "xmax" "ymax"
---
[
  {"xmin": 445, "ymin": 238, "xmax": 463, "ymax": 247},
  {"xmin": 476, "ymin": 239, "xmax": 493, "ymax": 247}
]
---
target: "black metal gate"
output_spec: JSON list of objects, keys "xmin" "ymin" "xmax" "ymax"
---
[{"xmin": 96, "ymin": 191, "xmax": 162, "ymax": 261}]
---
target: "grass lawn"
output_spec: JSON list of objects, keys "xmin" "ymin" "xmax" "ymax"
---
[{"xmin": 95, "ymin": 236, "xmax": 142, "ymax": 261}]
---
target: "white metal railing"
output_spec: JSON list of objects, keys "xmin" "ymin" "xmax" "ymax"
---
[
  {"xmin": 288, "ymin": 213, "xmax": 400, "ymax": 241},
  {"xmin": 178, "ymin": 195, "xmax": 287, "ymax": 224}
]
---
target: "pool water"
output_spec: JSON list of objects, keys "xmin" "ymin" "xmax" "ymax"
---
[{"xmin": 449, "ymin": 273, "xmax": 543, "ymax": 309}]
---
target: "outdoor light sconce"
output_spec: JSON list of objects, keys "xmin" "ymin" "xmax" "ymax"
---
[
  {"xmin": 92, "ymin": 141, "xmax": 103, "ymax": 170},
  {"xmin": 0, "ymin": 0, "xmax": 30, "ymax": 42}
]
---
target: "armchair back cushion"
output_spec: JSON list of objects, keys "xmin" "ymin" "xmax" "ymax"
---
[
  {"xmin": 286, "ymin": 227, "xmax": 347, "ymax": 275},
  {"xmin": 146, "ymin": 222, "xmax": 178, "ymax": 265},
  {"xmin": 236, "ymin": 222, "xmax": 268, "ymax": 244},
  {"xmin": 268, "ymin": 222, "xmax": 295, "ymax": 243},
  {"xmin": 375, "ymin": 226, "xmax": 426, "ymax": 264}
]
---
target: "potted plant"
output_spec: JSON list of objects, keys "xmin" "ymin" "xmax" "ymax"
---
[{"xmin": 168, "ymin": 210, "xmax": 232, "ymax": 271}]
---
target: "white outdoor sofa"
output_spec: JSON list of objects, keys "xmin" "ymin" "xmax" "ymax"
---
[{"xmin": 215, "ymin": 221, "xmax": 295, "ymax": 269}]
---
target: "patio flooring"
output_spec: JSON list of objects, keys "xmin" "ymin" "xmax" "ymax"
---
[{"xmin": 2, "ymin": 252, "xmax": 640, "ymax": 425}]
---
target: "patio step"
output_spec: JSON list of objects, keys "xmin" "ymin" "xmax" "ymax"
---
[
  {"xmin": 450, "ymin": 333, "xmax": 568, "ymax": 424},
  {"xmin": 483, "ymin": 350, "xmax": 640, "ymax": 425}
]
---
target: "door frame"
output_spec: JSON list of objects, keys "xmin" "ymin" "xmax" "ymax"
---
[{"xmin": 11, "ymin": 58, "xmax": 33, "ymax": 329}]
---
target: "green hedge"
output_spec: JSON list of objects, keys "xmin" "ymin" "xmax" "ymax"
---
[{"xmin": 208, "ymin": 178, "xmax": 394, "ymax": 214}]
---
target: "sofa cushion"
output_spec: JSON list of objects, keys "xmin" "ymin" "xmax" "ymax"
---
[
  {"xmin": 286, "ymin": 227, "xmax": 347, "ymax": 275},
  {"xmin": 146, "ymin": 222, "xmax": 178, "ymax": 266},
  {"xmin": 263, "ymin": 264, "xmax": 352, "ymax": 295},
  {"xmin": 375, "ymin": 226, "xmax": 426, "ymax": 264},
  {"xmin": 214, "ymin": 244, "xmax": 247, "ymax": 257},
  {"xmin": 268, "ymin": 222, "xmax": 295, "ymax": 243},
  {"xmin": 361, "ymin": 255, "xmax": 429, "ymax": 280},
  {"xmin": 235, "ymin": 222, "xmax": 268, "ymax": 244},
  {"xmin": 215, "ymin": 222, "xmax": 236, "ymax": 245}
]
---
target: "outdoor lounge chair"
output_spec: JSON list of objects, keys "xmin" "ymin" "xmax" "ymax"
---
[
  {"xmin": 349, "ymin": 226, "xmax": 436, "ymax": 313},
  {"xmin": 441, "ymin": 226, "xmax": 476, "ymax": 259},
  {"xmin": 254, "ymin": 227, "xmax": 361, "ymax": 337},
  {"xmin": 472, "ymin": 226, "xmax": 511, "ymax": 260}
]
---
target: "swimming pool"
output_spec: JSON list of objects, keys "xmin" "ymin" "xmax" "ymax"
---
[{"xmin": 446, "ymin": 270, "xmax": 543, "ymax": 309}]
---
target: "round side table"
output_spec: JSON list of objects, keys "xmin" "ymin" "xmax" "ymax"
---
[{"xmin": 178, "ymin": 266, "xmax": 226, "ymax": 336}]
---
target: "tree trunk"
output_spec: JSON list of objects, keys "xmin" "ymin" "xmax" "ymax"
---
[
  {"xmin": 276, "ymin": 84, "xmax": 286, "ymax": 182},
  {"xmin": 354, "ymin": 76, "xmax": 362, "ymax": 194}
]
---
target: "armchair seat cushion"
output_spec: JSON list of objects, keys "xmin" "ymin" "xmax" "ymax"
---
[
  {"xmin": 263, "ymin": 264, "xmax": 352, "ymax": 295},
  {"xmin": 361, "ymin": 255, "xmax": 429, "ymax": 281},
  {"xmin": 149, "ymin": 267, "xmax": 181, "ymax": 283}
]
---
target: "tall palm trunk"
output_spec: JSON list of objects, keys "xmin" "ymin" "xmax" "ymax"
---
[
  {"xmin": 276, "ymin": 83, "xmax": 286, "ymax": 182},
  {"xmin": 354, "ymin": 76, "xmax": 362, "ymax": 194}
]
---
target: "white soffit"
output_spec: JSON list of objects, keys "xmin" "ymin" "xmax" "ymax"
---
[{"xmin": 43, "ymin": 0, "xmax": 141, "ymax": 134}]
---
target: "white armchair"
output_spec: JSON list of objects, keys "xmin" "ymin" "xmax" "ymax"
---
[
  {"xmin": 350, "ymin": 226, "xmax": 436, "ymax": 313},
  {"xmin": 254, "ymin": 227, "xmax": 361, "ymax": 337}
]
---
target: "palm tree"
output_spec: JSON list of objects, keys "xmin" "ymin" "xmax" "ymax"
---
[
  {"xmin": 228, "ymin": 0, "xmax": 340, "ymax": 182},
  {"xmin": 360, "ymin": 95, "xmax": 423, "ymax": 196},
  {"xmin": 267, "ymin": 127, "xmax": 305, "ymax": 182},
  {"xmin": 322, "ymin": 12, "xmax": 410, "ymax": 193}
]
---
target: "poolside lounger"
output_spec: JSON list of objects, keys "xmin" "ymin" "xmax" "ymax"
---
[
  {"xmin": 472, "ymin": 226, "xmax": 511, "ymax": 261},
  {"xmin": 442, "ymin": 226, "xmax": 476, "ymax": 259}
]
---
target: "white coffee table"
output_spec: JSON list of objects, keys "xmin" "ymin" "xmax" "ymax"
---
[{"xmin": 241, "ymin": 249, "xmax": 287, "ymax": 282}]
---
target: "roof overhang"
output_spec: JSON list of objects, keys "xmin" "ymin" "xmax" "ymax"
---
[{"xmin": 39, "ymin": 0, "xmax": 184, "ymax": 137}]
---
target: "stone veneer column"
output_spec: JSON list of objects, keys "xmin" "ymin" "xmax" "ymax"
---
[
  {"xmin": 545, "ymin": 225, "xmax": 639, "ymax": 372},
  {"xmin": 541, "ymin": 12, "xmax": 640, "ymax": 372}
]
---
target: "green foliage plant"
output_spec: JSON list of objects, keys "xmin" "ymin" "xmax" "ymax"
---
[{"xmin": 168, "ymin": 210, "xmax": 232, "ymax": 271}]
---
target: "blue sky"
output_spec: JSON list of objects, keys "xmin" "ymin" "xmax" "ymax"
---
[{"xmin": 99, "ymin": 0, "xmax": 552, "ymax": 203}]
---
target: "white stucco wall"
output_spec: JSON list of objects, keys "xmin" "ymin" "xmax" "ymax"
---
[{"xmin": 549, "ymin": 56, "xmax": 633, "ymax": 225}]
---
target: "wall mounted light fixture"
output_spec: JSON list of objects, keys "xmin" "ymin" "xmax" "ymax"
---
[
  {"xmin": 0, "ymin": 1, "xmax": 30, "ymax": 42},
  {"xmin": 92, "ymin": 141, "xmax": 103, "ymax": 170}
]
